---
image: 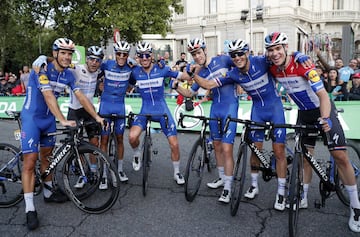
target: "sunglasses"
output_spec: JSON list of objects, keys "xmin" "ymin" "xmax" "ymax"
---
[
  {"xmin": 116, "ymin": 52, "xmax": 129, "ymax": 57},
  {"xmin": 230, "ymin": 51, "xmax": 246, "ymax": 58},
  {"xmin": 137, "ymin": 53, "xmax": 151, "ymax": 59},
  {"xmin": 87, "ymin": 57, "xmax": 102, "ymax": 63}
]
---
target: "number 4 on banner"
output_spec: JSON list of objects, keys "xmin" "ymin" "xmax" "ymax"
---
[{"xmin": 113, "ymin": 29, "xmax": 121, "ymax": 43}]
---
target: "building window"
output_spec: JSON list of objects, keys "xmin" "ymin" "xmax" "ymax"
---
[
  {"xmin": 253, "ymin": 32, "xmax": 264, "ymax": 55},
  {"xmin": 333, "ymin": 0, "xmax": 344, "ymax": 10},
  {"xmin": 209, "ymin": 0, "xmax": 217, "ymax": 14}
]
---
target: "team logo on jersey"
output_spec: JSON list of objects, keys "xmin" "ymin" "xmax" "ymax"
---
[
  {"xmin": 308, "ymin": 70, "xmax": 320, "ymax": 82},
  {"xmin": 39, "ymin": 74, "xmax": 49, "ymax": 84}
]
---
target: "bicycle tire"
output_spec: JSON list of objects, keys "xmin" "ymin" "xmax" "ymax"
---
[
  {"xmin": 108, "ymin": 133, "xmax": 118, "ymax": 168},
  {"xmin": 288, "ymin": 152, "xmax": 302, "ymax": 237},
  {"xmin": 184, "ymin": 138, "xmax": 205, "ymax": 202},
  {"xmin": 142, "ymin": 136, "xmax": 151, "ymax": 196},
  {"xmin": 230, "ymin": 142, "xmax": 247, "ymax": 216},
  {"xmin": 0, "ymin": 143, "xmax": 23, "ymax": 208},
  {"xmin": 62, "ymin": 143, "xmax": 120, "ymax": 214},
  {"xmin": 335, "ymin": 139, "xmax": 360, "ymax": 206}
]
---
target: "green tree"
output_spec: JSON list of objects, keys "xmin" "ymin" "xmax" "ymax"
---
[{"xmin": 0, "ymin": 0, "xmax": 183, "ymax": 74}]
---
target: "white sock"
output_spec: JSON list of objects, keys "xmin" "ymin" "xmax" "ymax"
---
[
  {"xmin": 277, "ymin": 178, "xmax": 286, "ymax": 196},
  {"xmin": 102, "ymin": 164, "xmax": 108, "ymax": 178},
  {"xmin": 218, "ymin": 167, "xmax": 225, "ymax": 180},
  {"xmin": 24, "ymin": 192, "xmax": 35, "ymax": 213},
  {"xmin": 345, "ymin": 185, "xmax": 360, "ymax": 209},
  {"xmin": 117, "ymin": 159, "xmax": 123, "ymax": 172},
  {"xmin": 303, "ymin": 183, "xmax": 309, "ymax": 200},
  {"xmin": 173, "ymin": 161, "xmax": 180, "ymax": 175},
  {"xmin": 90, "ymin": 164, "xmax": 97, "ymax": 172},
  {"xmin": 43, "ymin": 181, "xmax": 53, "ymax": 198},
  {"xmin": 223, "ymin": 175, "xmax": 233, "ymax": 191},
  {"xmin": 133, "ymin": 147, "xmax": 141, "ymax": 157},
  {"xmin": 251, "ymin": 173, "xmax": 259, "ymax": 188}
]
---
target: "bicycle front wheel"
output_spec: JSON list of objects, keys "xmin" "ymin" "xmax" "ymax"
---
[
  {"xmin": 230, "ymin": 142, "xmax": 248, "ymax": 216},
  {"xmin": 108, "ymin": 134, "xmax": 118, "ymax": 168},
  {"xmin": 0, "ymin": 143, "xmax": 23, "ymax": 208},
  {"xmin": 184, "ymin": 138, "xmax": 205, "ymax": 202},
  {"xmin": 336, "ymin": 139, "xmax": 360, "ymax": 206},
  {"xmin": 288, "ymin": 152, "xmax": 303, "ymax": 237},
  {"xmin": 62, "ymin": 143, "xmax": 120, "ymax": 214},
  {"xmin": 142, "ymin": 137, "xmax": 151, "ymax": 196}
]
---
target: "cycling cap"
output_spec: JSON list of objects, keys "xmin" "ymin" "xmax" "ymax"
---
[
  {"xmin": 136, "ymin": 41, "xmax": 152, "ymax": 53},
  {"xmin": 114, "ymin": 41, "xmax": 131, "ymax": 52},
  {"xmin": 187, "ymin": 38, "xmax": 206, "ymax": 53},
  {"xmin": 53, "ymin": 38, "xmax": 75, "ymax": 51},
  {"xmin": 264, "ymin": 32, "xmax": 288, "ymax": 49},
  {"xmin": 87, "ymin": 46, "xmax": 104, "ymax": 58},
  {"xmin": 353, "ymin": 72, "xmax": 360, "ymax": 78},
  {"xmin": 228, "ymin": 39, "xmax": 249, "ymax": 52}
]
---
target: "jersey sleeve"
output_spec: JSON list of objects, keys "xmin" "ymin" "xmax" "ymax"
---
[
  {"xmin": 304, "ymin": 66, "xmax": 324, "ymax": 93},
  {"xmin": 37, "ymin": 71, "xmax": 52, "ymax": 92}
]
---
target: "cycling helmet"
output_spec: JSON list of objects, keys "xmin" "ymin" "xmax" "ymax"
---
[
  {"xmin": 87, "ymin": 46, "xmax": 104, "ymax": 58},
  {"xmin": 264, "ymin": 32, "xmax": 288, "ymax": 49},
  {"xmin": 114, "ymin": 41, "xmax": 131, "ymax": 52},
  {"xmin": 228, "ymin": 39, "xmax": 249, "ymax": 52},
  {"xmin": 53, "ymin": 38, "xmax": 75, "ymax": 51},
  {"xmin": 187, "ymin": 38, "xmax": 206, "ymax": 53},
  {"xmin": 136, "ymin": 41, "xmax": 152, "ymax": 53}
]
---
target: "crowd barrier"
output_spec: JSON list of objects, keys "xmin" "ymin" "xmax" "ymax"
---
[{"xmin": 0, "ymin": 95, "xmax": 359, "ymax": 140}]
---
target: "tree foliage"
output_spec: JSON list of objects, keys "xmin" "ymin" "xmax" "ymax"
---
[{"xmin": 0, "ymin": 0, "xmax": 183, "ymax": 74}]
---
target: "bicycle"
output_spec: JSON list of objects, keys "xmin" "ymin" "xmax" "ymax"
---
[
  {"xmin": 0, "ymin": 111, "xmax": 120, "ymax": 214},
  {"xmin": 283, "ymin": 123, "xmax": 360, "ymax": 237},
  {"xmin": 178, "ymin": 112, "xmax": 218, "ymax": 202},
  {"xmin": 223, "ymin": 116, "xmax": 295, "ymax": 216},
  {"xmin": 128, "ymin": 112, "xmax": 168, "ymax": 196}
]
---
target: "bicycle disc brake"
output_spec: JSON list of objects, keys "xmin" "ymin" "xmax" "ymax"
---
[
  {"xmin": 319, "ymin": 180, "xmax": 331, "ymax": 198},
  {"xmin": 262, "ymin": 169, "xmax": 273, "ymax": 182}
]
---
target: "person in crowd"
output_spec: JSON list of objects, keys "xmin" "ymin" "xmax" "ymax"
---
[
  {"xmin": 265, "ymin": 31, "xmax": 360, "ymax": 232},
  {"xmin": 129, "ymin": 41, "xmax": 188, "ymax": 185},
  {"xmin": 174, "ymin": 52, "xmax": 188, "ymax": 72},
  {"xmin": 348, "ymin": 72, "xmax": 360, "ymax": 100},
  {"xmin": 21, "ymin": 38, "xmax": 104, "ymax": 230},
  {"xmin": 20, "ymin": 65, "xmax": 31, "ymax": 93}
]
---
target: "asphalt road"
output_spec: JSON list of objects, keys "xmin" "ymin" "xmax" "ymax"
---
[{"xmin": 0, "ymin": 118, "xmax": 359, "ymax": 237}]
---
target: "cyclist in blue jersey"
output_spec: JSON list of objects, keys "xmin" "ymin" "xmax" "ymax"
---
[
  {"xmin": 22, "ymin": 38, "xmax": 104, "ymax": 230},
  {"xmin": 98, "ymin": 41, "xmax": 136, "ymax": 189},
  {"xmin": 266, "ymin": 32, "xmax": 360, "ymax": 232},
  {"xmin": 129, "ymin": 41, "xmax": 189, "ymax": 185},
  {"xmin": 173, "ymin": 38, "xmax": 239, "ymax": 203},
  {"xmin": 187, "ymin": 39, "xmax": 288, "ymax": 210}
]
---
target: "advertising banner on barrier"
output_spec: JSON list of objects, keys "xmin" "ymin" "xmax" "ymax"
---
[{"xmin": 0, "ymin": 96, "xmax": 359, "ymax": 139}]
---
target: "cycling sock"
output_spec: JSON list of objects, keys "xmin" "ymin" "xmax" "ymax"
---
[
  {"xmin": 43, "ymin": 181, "xmax": 53, "ymax": 198},
  {"xmin": 118, "ymin": 160, "xmax": 123, "ymax": 172},
  {"xmin": 345, "ymin": 185, "xmax": 360, "ymax": 209},
  {"xmin": 303, "ymin": 183, "xmax": 309, "ymax": 200},
  {"xmin": 223, "ymin": 175, "xmax": 233, "ymax": 191},
  {"xmin": 133, "ymin": 147, "xmax": 141, "ymax": 157},
  {"xmin": 173, "ymin": 161, "xmax": 180, "ymax": 175},
  {"xmin": 102, "ymin": 164, "xmax": 108, "ymax": 178},
  {"xmin": 218, "ymin": 167, "xmax": 225, "ymax": 180},
  {"xmin": 277, "ymin": 178, "xmax": 286, "ymax": 196},
  {"xmin": 251, "ymin": 173, "xmax": 259, "ymax": 188},
  {"xmin": 24, "ymin": 192, "xmax": 35, "ymax": 212}
]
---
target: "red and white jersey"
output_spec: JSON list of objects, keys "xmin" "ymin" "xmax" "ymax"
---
[{"xmin": 270, "ymin": 57, "xmax": 324, "ymax": 110}]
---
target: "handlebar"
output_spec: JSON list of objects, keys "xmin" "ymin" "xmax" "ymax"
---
[{"xmin": 178, "ymin": 113, "xmax": 221, "ymax": 132}]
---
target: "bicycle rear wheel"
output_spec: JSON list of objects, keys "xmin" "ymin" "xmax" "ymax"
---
[
  {"xmin": 335, "ymin": 139, "xmax": 360, "ymax": 206},
  {"xmin": 288, "ymin": 152, "xmax": 302, "ymax": 237},
  {"xmin": 230, "ymin": 142, "xmax": 248, "ymax": 216},
  {"xmin": 0, "ymin": 143, "xmax": 23, "ymax": 208},
  {"xmin": 184, "ymin": 138, "xmax": 205, "ymax": 202},
  {"xmin": 62, "ymin": 143, "xmax": 120, "ymax": 214},
  {"xmin": 142, "ymin": 137, "xmax": 151, "ymax": 196}
]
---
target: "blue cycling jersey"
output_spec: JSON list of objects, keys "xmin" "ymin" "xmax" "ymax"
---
[
  {"xmin": 131, "ymin": 64, "xmax": 181, "ymax": 136},
  {"xmin": 216, "ymin": 55, "xmax": 281, "ymax": 108},
  {"xmin": 191, "ymin": 55, "xmax": 238, "ymax": 104}
]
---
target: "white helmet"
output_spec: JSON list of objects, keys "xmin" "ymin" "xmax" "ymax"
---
[
  {"xmin": 264, "ymin": 32, "xmax": 288, "ymax": 49},
  {"xmin": 53, "ymin": 38, "xmax": 75, "ymax": 51},
  {"xmin": 136, "ymin": 41, "xmax": 152, "ymax": 53},
  {"xmin": 114, "ymin": 41, "xmax": 130, "ymax": 52},
  {"xmin": 228, "ymin": 39, "xmax": 249, "ymax": 52},
  {"xmin": 87, "ymin": 46, "xmax": 104, "ymax": 58},
  {"xmin": 187, "ymin": 38, "xmax": 206, "ymax": 53}
]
